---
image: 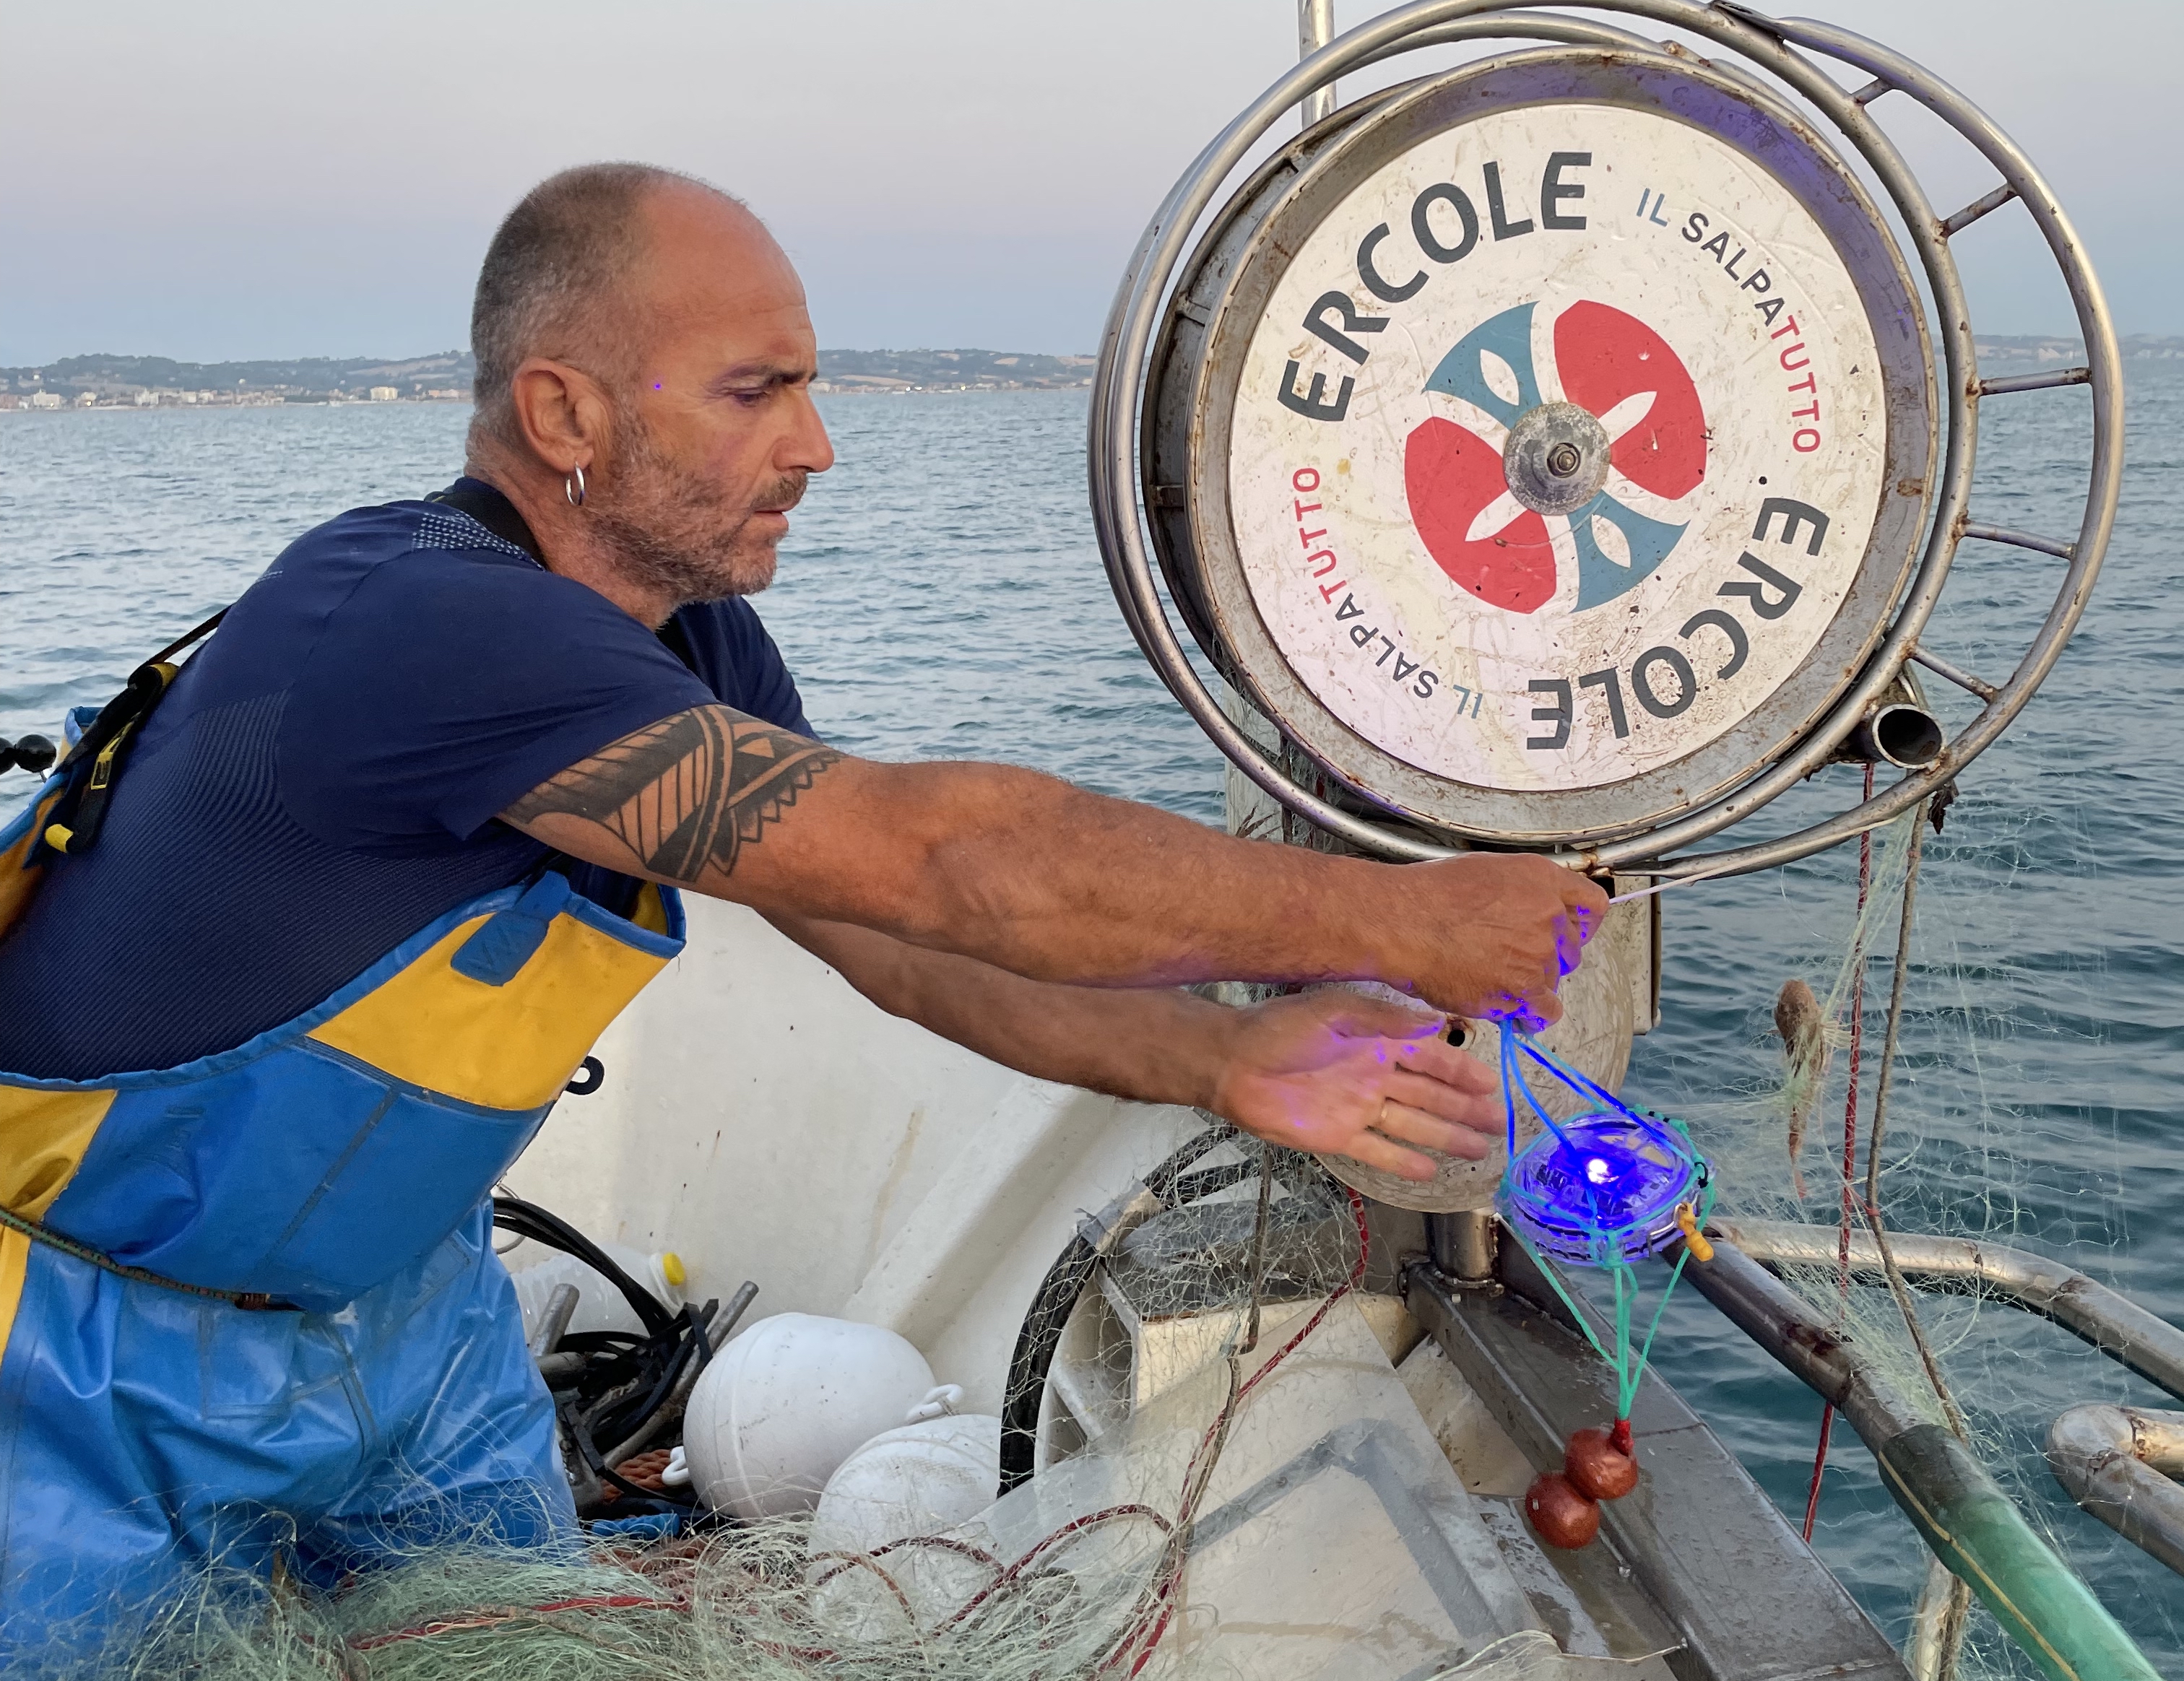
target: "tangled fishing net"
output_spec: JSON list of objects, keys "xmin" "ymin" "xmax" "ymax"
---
[
  {"xmin": 48, "ymin": 1515, "xmax": 1164, "ymax": 1681},
  {"xmin": 1637, "ymin": 778, "xmax": 2183, "ymax": 1678},
  {"xmin": 41, "ymin": 1139, "xmax": 1534, "ymax": 1681}
]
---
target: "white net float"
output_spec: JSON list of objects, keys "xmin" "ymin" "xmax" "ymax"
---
[{"xmin": 681, "ymin": 1313, "xmax": 939, "ymax": 1521}]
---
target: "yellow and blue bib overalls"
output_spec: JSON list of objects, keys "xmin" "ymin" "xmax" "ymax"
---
[{"xmin": 0, "ymin": 698, "xmax": 685, "ymax": 1647}]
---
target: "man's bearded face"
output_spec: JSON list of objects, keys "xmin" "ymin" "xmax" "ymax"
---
[{"xmin": 586, "ymin": 404, "xmax": 805, "ymax": 610}]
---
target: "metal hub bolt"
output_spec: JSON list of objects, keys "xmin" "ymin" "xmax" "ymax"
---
[{"xmin": 1504, "ymin": 401, "xmax": 1612, "ymax": 516}]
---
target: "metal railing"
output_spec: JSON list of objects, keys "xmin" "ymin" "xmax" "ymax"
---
[
  {"xmin": 1681, "ymin": 1235, "xmax": 2160, "ymax": 1681},
  {"xmin": 1090, "ymin": 0, "xmax": 2123, "ymax": 875}
]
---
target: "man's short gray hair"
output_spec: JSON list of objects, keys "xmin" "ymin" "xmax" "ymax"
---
[{"xmin": 468, "ymin": 162, "xmax": 738, "ymax": 451}]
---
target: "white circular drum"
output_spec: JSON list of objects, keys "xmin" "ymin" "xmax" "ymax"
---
[{"xmin": 1147, "ymin": 50, "xmax": 1934, "ymax": 846}]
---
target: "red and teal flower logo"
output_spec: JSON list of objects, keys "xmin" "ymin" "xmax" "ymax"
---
[{"xmin": 1403, "ymin": 301, "xmax": 1707, "ymax": 614}]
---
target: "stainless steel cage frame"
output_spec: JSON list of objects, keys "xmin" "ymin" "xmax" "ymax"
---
[{"xmin": 1090, "ymin": 0, "xmax": 2124, "ymax": 879}]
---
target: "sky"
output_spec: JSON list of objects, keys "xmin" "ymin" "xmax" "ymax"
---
[{"xmin": 3, "ymin": 1, "xmax": 2176, "ymax": 364}]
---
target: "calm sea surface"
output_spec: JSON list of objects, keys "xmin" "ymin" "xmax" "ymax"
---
[{"xmin": 2, "ymin": 375, "xmax": 2179, "ymax": 1668}]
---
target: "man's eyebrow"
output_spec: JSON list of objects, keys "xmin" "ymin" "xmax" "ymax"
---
[{"xmin": 708, "ymin": 362, "xmax": 814, "ymax": 392}]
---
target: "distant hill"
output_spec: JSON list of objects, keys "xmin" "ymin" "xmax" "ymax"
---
[
  {"xmin": 1979, "ymin": 334, "xmax": 2183, "ymax": 362},
  {"xmin": 812, "ymin": 348, "xmax": 1094, "ymax": 391},
  {"xmin": 6, "ymin": 336, "xmax": 2167, "ymax": 407},
  {"xmin": 1, "ymin": 351, "xmax": 473, "ymax": 401},
  {"xmin": 0, "ymin": 346, "xmax": 1097, "ymax": 404}
]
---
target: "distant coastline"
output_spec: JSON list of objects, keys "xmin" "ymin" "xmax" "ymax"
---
[
  {"xmin": 0, "ymin": 347, "xmax": 1100, "ymax": 410},
  {"xmin": 3, "ymin": 335, "xmax": 2173, "ymax": 412}
]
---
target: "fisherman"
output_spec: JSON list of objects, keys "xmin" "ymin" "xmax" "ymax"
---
[{"xmin": 0, "ymin": 162, "xmax": 1606, "ymax": 1643}]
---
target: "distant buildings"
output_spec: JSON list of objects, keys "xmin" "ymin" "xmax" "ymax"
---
[
  {"xmin": 368, "ymin": 386, "xmax": 399, "ymax": 401},
  {"xmin": 29, "ymin": 391, "xmax": 61, "ymax": 409}
]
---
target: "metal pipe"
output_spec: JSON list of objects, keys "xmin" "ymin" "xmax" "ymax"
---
[
  {"xmin": 1712, "ymin": 1217, "xmax": 2184, "ymax": 1405},
  {"xmin": 2045, "ymin": 1404, "xmax": 2184, "ymax": 1579},
  {"xmin": 1425, "ymin": 1209, "xmax": 1496, "ymax": 1283},
  {"xmin": 1297, "ymin": 0, "xmax": 1336, "ymax": 127},
  {"xmin": 1831, "ymin": 669, "xmax": 1944, "ymax": 768},
  {"xmin": 1980, "ymin": 368, "xmax": 2091, "ymax": 396},
  {"xmin": 1682, "ymin": 1238, "xmax": 2161, "ymax": 1681},
  {"xmin": 712, "ymin": 1277, "xmax": 760, "ymax": 1344},
  {"xmin": 1838, "ymin": 703, "xmax": 1946, "ymax": 770},
  {"xmin": 1938, "ymin": 181, "xmax": 2018, "ymax": 236},
  {"xmin": 1961, "ymin": 521, "xmax": 2076, "ymax": 561},
  {"xmin": 528, "ymin": 1281, "xmax": 579, "ymax": 1361},
  {"xmin": 1910, "ymin": 643, "xmax": 1999, "ymax": 703}
]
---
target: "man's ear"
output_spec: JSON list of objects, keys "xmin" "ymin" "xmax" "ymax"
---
[{"xmin": 509, "ymin": 357, "xmax": 611, "ymax": 475}]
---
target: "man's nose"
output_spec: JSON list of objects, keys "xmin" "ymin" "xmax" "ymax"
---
[{"xmin": 785, "ymin": 390, "xmax": 835, "ymax": 476}]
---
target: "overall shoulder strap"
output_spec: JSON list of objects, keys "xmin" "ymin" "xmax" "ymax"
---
[{"xmin": 36, "ymin": 605, "xmax": 228, "ymax": 860}]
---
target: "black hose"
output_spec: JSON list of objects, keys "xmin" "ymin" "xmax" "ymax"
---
[
  {"xmin": 600, "ymin": 1301, "xmax": 712, "ymax": 1448},
  {"xmin": 564, "ymin": 1396, "xmax": 695, "ymax": 1513},
  {"xmin": 492, "ymin": 1191, "xmax": 677, "ymax": 1339},
  {"xmin": 494, "ymin": 1193, "xmax": 728, "ymax": 1517},
  {"xmin": 996, "ymin": 1126, "xmax": 1234, "ymax": 1496}
]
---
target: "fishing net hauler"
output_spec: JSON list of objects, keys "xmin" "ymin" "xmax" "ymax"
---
[{"xmin": 1074, "ymin": 1, "xmax": 2166, "ymax": 1677}]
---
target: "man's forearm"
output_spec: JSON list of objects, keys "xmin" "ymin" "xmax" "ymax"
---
[
  {"xmin": 764, "ymin": 909, "xmax": 1240, "ymax": 1108},
  {"xmin": 784, "ymin": 759, "xmax": 1415, "ymax": 991}
]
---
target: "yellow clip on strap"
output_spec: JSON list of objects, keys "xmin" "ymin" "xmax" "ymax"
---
[
  {"xmin": 84, "ymin": 724, "xmax": 131, "ymax": 793},
  {"xmin": 1675, "ymin": 1202, "xmax": 1714, "ymax": 1263}
]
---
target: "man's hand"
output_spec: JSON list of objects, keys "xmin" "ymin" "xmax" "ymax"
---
[
  {"xmin": 1210, "ymin": 992, "xmax": 1497, "ymax": 1181},
  {"xmin": 1387, "ymin": 853, "xmax": 1606, "ymax": 1029}
]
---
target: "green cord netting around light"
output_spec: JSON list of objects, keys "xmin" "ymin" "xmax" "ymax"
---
[{"xmin": 1495, "ymin": 1020, "xmax": 1715, "ymax": 1423}]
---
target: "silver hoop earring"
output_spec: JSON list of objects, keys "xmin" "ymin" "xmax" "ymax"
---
[{"xmin": 565, "ymin": 465, "xmax": 588, "ymax": 508}]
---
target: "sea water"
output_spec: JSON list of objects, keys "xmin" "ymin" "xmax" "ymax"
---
[{"xmin": 2, "ymin": 375, "xmax": 2179, "ymax": 1667}]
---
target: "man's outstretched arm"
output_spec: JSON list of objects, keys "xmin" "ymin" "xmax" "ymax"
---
[
  {"xmin": 763, "ymin": 910, "xmax": 1499, "ymax": 1181},
  {"xmin": 502, "ymin": 703, "xmax": 1605, "ymax": 1023}
]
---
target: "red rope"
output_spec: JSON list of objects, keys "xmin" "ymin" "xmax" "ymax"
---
[
  {"xmin": 931, "ymin": 1503, "xmax": 1176, "ymax": 1635},
  {"xmin": 807, "ymin": 1530, "xmax": 1009, "ymax": 1591},
  {"xmin": 1802, "ymin": 763, "xmax": 1875, "ymax": 1544}
]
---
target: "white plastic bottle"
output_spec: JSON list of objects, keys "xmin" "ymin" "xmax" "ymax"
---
[{"xmin": 510, "ymin": 1243, "xmax": 687, "ymax": 1341}]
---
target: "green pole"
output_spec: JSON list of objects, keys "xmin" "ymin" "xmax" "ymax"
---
[
  {"xmin": 1875, "ymin": 1424, "xmax": 2158, "ymax": 1681},
  {"xmin": 1684, "ymin": 1241, "xmax": 2161, "ymax": 1681}
]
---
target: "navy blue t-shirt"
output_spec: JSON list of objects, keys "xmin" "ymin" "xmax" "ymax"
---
[{"xmin": 0, "ymin": 479, "xmax": 812, "ymax": 1080}]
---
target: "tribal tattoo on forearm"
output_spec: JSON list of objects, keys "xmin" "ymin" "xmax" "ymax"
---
[{"xmin": 506, "ymin": 706, "xmax": 841, "ymax": 882}]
